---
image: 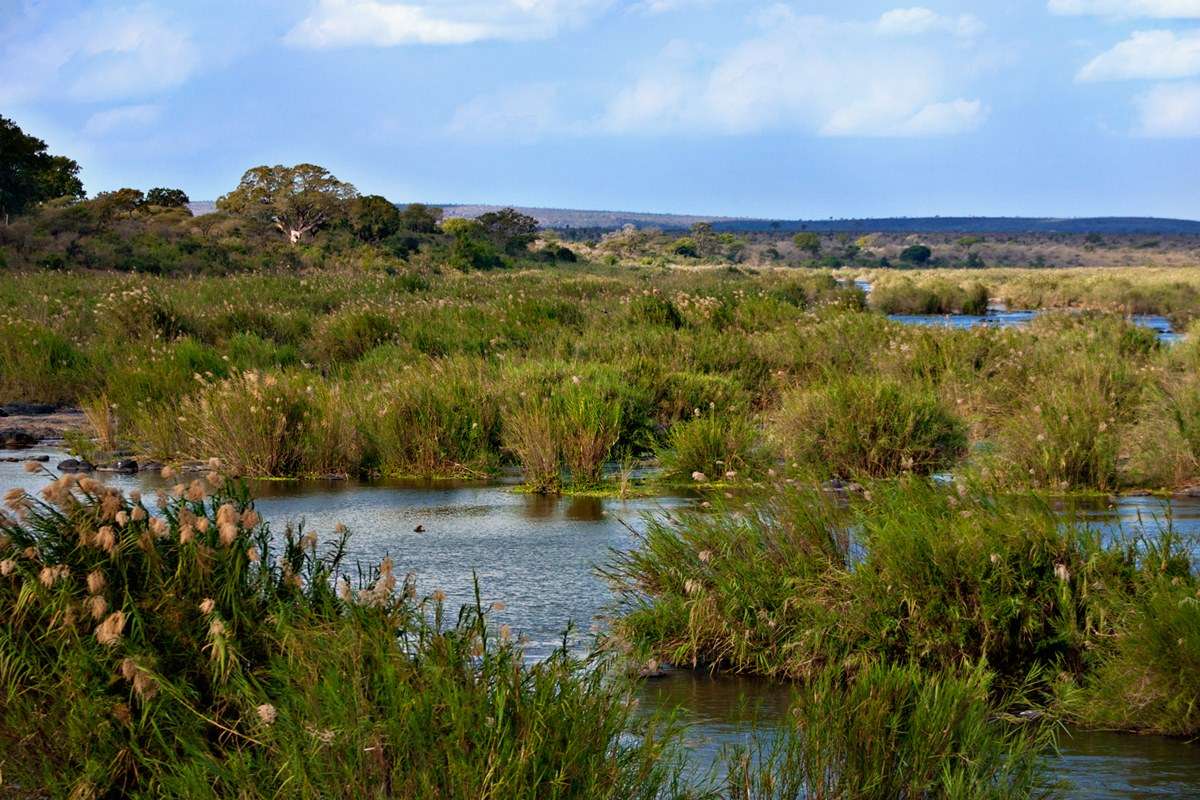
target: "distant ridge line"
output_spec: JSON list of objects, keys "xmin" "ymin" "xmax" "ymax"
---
[{"xmin": 187, "ymin": 201, "xmax": 1200, "ymax": 235}]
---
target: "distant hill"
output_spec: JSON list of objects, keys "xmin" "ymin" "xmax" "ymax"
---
[
  {"xmin": 441, "ymin": 206, "xmax": 1200, "ymax": 235},
  {"xmin": 189, "ymin": 201, "xmax": 1200, "ymax": 235}
]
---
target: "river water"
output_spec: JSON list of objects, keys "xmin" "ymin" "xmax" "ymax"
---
[{"xmin": 3, "ymin": 451, "xmax": 1197, "ymax": 798}]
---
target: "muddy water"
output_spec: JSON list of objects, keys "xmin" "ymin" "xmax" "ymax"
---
[{"xmin": 3, "ymin": 452, "xmax": 1197, "ymax": 798}]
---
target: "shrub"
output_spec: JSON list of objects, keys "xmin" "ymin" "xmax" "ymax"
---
[
  {"xmin": 365, "ymin": 359, "xmax": 501, "ymax": 478},
  {"xmin": 1061, "ymin": 577, "xmax": 1200, "ymax": 737},
  {"xmin": 558, "ymin": 379, "xmax": 622, "ymax": 487},
  {"xmin": 180, "ymin": 370, "xmax": 325, "ymax": 476},
  {"xmin": 308, "ymin": 308, "xmax": 396, "ymax": 365},
  {"xmin": 899, "ymin": 244, "xmax": 932, "ymax": 264},
  {"xmin": 771, "ymin": 375, "xmax": 967, "ymax": 478}
]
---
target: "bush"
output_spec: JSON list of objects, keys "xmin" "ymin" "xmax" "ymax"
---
[
  {"xmin": 772, "ymin": 375, "xmax": 967, "ymax": 478},
  {"xmin": 308, "ymin": 308, "xmax": 396, "ymax": 365},
  {"xmin": 0, "ymin": 474, "xmax": 684, "ymax": 798},
  {"xmin": 899, "ymin": 244, "xmax": 932, "ymax": 264},
  {"xmin": 1061, "ymin": 576, "xmax": 1200, "ymax": 736}
]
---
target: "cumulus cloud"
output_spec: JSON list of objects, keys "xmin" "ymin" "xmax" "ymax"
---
[
  {"xmin": 1048, "ymin": 0, "xmax": 1200, "ymax": 17},
  {"xmin": 876, "ymin": 7, "xmax": 984, "ymax": 39},
  {"xmin": 1078, "ymin": 29, "xmax": 1200, "ymax": 80},
  {"xmin": 286, "ymin": 0, "xmax": 612, "ymax": 47},
  {"xmin": 601, "ymin": 11, "xmax": 988, "ymax": 138},
  {"xmin": 0, "ymin": 5, "xmax": 198, "ymax": 104},
  {"xmin": 83, "ymin": 104, "xmax": 163, "ymax": 136},
  {"xmin": 1134, "ymin": 81, "xmax": 1200, "ymax": 134}
]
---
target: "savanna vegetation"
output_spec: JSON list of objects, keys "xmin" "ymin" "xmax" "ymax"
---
[{"xmin": 2, "ymin": 114, "xmax": 1199, "ymax": 797}]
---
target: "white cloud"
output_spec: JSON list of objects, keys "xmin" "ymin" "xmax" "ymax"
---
[
  {"xmin": 83, "ymin": 104, "xmax": 163, "ymax": 136},
  {"xmin": 1078, "ymin": 29, "xmax": 1200, "ymax": 80},
  {"xmin": 0, "ymin": 5, "xmax": 198, "ymax": 104},
  {"xmin": 1134, "ymin": 81, "xmax": 1200, "ymax": 134},
  {"xmin": 601, "ymin": 11, "xmax": 988, "ymax": 138},
  {"xmin": 286, "ymin": 0, "xmax": 611, "ymax": 47},
  {"xmin": 1049, "ymin": 0, "xmax": 1200, "ymax": 17},
  {"xmin": 877, "ymin": 8, "xmax": 984, "ymax": 39}
]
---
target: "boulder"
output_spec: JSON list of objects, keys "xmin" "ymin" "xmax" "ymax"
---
[{"xmin": 0, "ymin": 428, "xmax": 38, "ymax": 449}]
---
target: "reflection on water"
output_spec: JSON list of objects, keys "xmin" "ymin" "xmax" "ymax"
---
[{"xmin": 2, "ymin": 452, "xmax": 1197, "ymax": 797}]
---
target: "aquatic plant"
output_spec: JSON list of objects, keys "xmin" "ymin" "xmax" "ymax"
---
[
  {"xmin": 725, "ymin": 662, "xmax": 1057, "ymax": 800},
  {"xmin": 771, "ymin": 374, "xmax": 967, "ymax": 478},
  {"xmin": 0, "ymin": 470, "xmax": 688, "ymax": 798}
]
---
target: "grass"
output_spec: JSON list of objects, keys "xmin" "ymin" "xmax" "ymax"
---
[
  {"xmin": 0, "ymin": 469, "xmax": 691, "ymax": 799},
  {"xmin": 0, "ymin": 266, "xmax": 1197, "ymax": 495},
  {"xmin": 604, "ymin": 477, "xmax": 1200, "ymax": 735},
  {"xmin": 770, "ymin": 373, "xmax": 967, "ymax": 479},
  {"xmin": 724, "ymin": 662, "xmax": 1058, "ymax": 800}
]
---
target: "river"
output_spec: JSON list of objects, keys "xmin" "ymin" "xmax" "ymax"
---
[{"xmin": 3, "ymin": 451, "xmax": 1197, "ymax": 798}]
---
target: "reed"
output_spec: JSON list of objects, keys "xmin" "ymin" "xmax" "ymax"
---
[{"xmin": 0, "ymin": 472, "xmax": 690, "ymax": 799}]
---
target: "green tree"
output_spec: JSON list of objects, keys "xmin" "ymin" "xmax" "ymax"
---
[
  {"xmin": 0, "ymin": 116, "xmax": 84, "ymax": 223},
  {"xmin": 145, "ymin": 187, "xmax": 190, "ymax": 208},
  {"xmin": 793, "ymin": 232, "xmax": 821, "ymax": 258},
  {"xmin": 398, "ymin": 202, "xmax": 443, "ymax": 233},
  {"xmin": 900, "ymin": 244, "xmax": 933, "ymax": 264},
  {"xmin": 351, "ymin": 195, "xmax": 402, "ymax": 242},
  {"xmin": 442, "ymin": 217, "xmax": 504, "ymax": 270},
  {"xmin": 217, "ymin": 164, "xmax": 358, "ymax": 244},
  {"xmin": 477, "ymin": 208, "xmax": 539, "ymax": 254},
  {"xmin": 92, "ymin": 188, "xmax": 145, "ymax": 219}
]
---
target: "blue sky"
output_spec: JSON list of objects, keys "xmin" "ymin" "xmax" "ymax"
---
[{"xmin": 4, "ymin": 0, "xmax": 1200, "ymax": 218}]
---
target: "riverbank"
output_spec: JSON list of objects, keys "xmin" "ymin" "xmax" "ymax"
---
[{"xmin": 4, "ymin": 266, "xmax": 1200, "ymax": 497}]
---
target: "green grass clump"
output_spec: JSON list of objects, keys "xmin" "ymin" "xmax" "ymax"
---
[
  {"xmin": 606, "ymin": 478, "xmax": 1195, "ymax": 722},
  {"xmin": 1060, "ymin": 575, "xmax": 1200, "ymax": 737},
  {"xmin": 771, "ymin": 375, "xmax": 967, "ymax": 478},
  {"xmin": 656, "ymin": 405, "xmax": 772, "ymax": 483},
  {"xmin": 0, "ymin": 472, "xmax": 687, "ymax": 799},
  {"xmin": 725, "ymin": 662, "xmax": 1056, "ymax": 800},
  {"xmin": 869, "ymin": 277, "xmax": 990, "ymax": 316}
]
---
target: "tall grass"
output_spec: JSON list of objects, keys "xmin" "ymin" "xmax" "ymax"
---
[
  {"xmin": 725, "ymin": 663, "xmax": 1057, "ymax": 800},
  {"xmin": 656, "ymin": 405, "xmax": 772, "ymax": 483},
  {"xmin": 0, "ymin": 472, "xmax": 689, "ymax": 798},
  {"xmin": 606, "ymin": 478, "xmax": 1191, "ymax": 705},
  {"xmin": 771, "ymin": 374, "xmax": 967, "ymax": 478}
]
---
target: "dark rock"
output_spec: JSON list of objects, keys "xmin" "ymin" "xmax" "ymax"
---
[
  {"xmin": 0, "ymin": 403, "xmax": 58, "ymax": 416},
  {"xmin": 0, "ymin": 428, "xmax": 38, "ymax": 448}
]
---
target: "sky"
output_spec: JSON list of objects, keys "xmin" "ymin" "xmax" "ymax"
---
[{"xmin": 4, "ymin": 0, "xmax": 1200, "ymax": 219}]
